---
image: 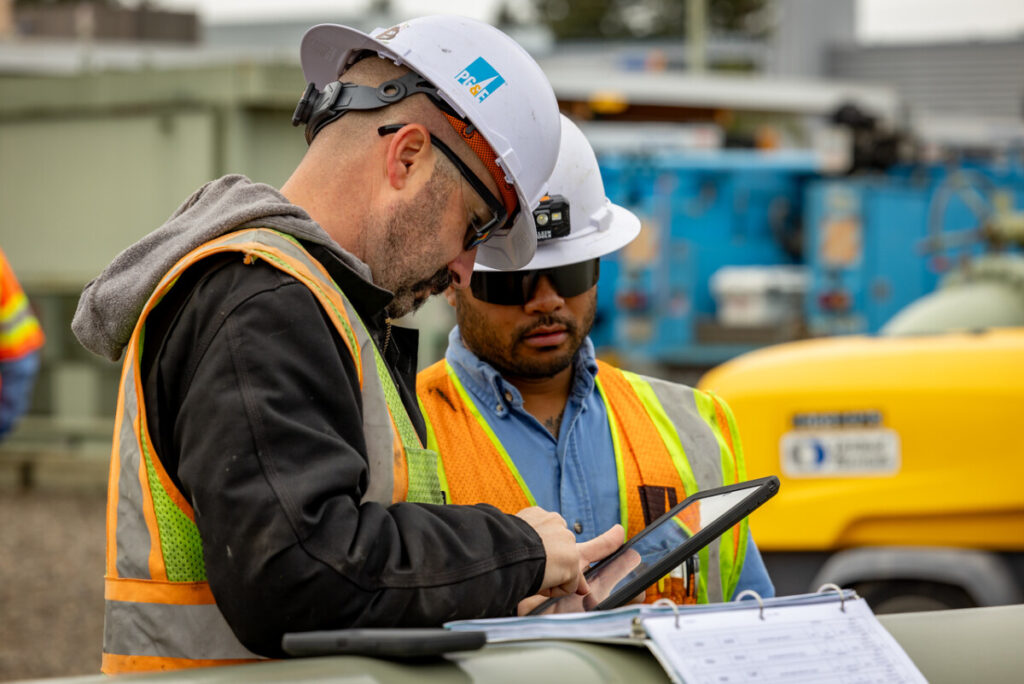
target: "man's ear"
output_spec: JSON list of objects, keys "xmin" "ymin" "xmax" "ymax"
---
[
  {"xmin": 384, "ymin": 124, "xmax": 431, "ymax": 190},
  {"xmin": 444, "ymin": 284, "xmax": 458, "ymax": 307}
]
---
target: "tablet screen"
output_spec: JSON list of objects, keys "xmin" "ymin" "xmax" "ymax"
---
[{"xmin": 529, "ymin": 476, "xmax": 778, "ymax": 614}]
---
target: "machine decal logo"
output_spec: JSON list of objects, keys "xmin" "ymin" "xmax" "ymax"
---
[
  {"xmin": 783, "ymin": 411, "xmax": 897, "ymax": 476},
  {"xmin": 781, "ymin": 429, "xmax": 901, "ymax": 477}
]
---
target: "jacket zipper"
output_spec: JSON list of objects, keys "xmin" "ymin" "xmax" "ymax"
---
[{"xmin": 382, "ymin": 317, "xmax": 392, "ymax": 356}]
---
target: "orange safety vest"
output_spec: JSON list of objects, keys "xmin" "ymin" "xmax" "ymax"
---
[
  {"xmin": 0, "ymin": 246, "xmax": 45, "ymax": 363},
  {"xmin": 418, "ymin": 358, "xmax": 749, "ymax": 605},
  {"xmin": 103, "ymin": 229, "xmax": 443, "ymax": 674}
]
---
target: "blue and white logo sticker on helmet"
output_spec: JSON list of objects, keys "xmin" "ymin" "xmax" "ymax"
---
[{"xmin": 455, "ymin": 58, "xmax": 506, "ymax": 103}]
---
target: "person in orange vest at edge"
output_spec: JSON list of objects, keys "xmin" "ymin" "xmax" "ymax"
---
[
  {"xmin": 0, "ymin": 246, "xmax": 45, "ymax": 441},
  {"xmin": 70, "ymin": 17, "xmax": 626, "ymax": 674},
  {"xmin": 418, "ymin": 116, "xmax": 774, "ymax": 614}
]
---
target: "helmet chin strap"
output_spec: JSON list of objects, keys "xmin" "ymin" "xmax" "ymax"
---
[{"xmin": 292, "ymin": 71, "xmax": 459, "ymax": 144}]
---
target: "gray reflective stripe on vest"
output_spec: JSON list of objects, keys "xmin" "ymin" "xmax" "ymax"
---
[
  {"xmin": 104, "ymin": 600, "xmax": 259, "ymax": 660},
  {"xmin": 357, "ymin": 326, "xmax": 396, "ymax": 505},
  {"xmin": 639, "ymin": 373, "xmax": 727, "ymax": 602},
  {"xmin": 640, "ymin": 374, "xmax": 725, "ymax": 490},
  {"xmin": 114, "ymin": 359, "xmax": 152, "ymax": 579}
]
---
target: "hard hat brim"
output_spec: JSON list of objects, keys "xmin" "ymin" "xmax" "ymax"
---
[{"xmin": 300, "ymin": 24, "xmax": 386, "ymax": 91}]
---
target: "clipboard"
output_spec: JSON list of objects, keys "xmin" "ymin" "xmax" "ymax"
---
[
  {"xmin": 641, "ymin": 585, "xmax": 927, "ymax": 684},
  {"xmin": 448, "ymin": 585, "xmax": 928, "ymax": 683}
]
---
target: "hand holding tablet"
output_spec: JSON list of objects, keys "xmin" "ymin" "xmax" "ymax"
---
[{"xmin": 528, "ymin": 476, "xmax": 780, "ymax": 615}]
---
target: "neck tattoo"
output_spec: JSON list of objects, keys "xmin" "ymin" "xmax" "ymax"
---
[{"xmin": 543, "ymin": 410, "xmax": 565, "ymax": 438}]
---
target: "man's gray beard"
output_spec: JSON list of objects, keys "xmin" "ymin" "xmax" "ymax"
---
[
  {"xmin": 387, "ymin": 267, "xmax": 452, "ymax": 319},
  {"xmin": 374, "ymin": 163, "xmax": 456, "ymax": 320}
]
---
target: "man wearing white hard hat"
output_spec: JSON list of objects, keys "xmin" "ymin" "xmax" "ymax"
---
[
  {"xmin": 419, "ymin": 117, "xmax": 774, "ymax": 612},
  {"xmin": 72, "ymin": 17, "xmax": 605, "ymax": 673}
]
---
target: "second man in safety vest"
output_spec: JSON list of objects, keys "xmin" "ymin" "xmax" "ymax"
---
[{"xmin": 419, "ymin": 117, "xmax": 774, "ymax": 611}]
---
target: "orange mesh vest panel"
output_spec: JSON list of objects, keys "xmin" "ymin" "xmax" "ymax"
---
[{"xmin": 418, "ymin": 358, "xmax": 747, "ymax": 605}]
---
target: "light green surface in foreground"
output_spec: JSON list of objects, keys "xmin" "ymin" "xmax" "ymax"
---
[{"xmin": 13, "ymin": 604, "xmax": 1024, "ymax": 684}]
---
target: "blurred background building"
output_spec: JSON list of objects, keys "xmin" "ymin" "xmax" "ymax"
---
[
  {"xmin": 4, "ymin": 0, "xmax": 1021, "ymax": 454},
  {"xmin": 1, "ymin": 0, "xmax": 1022, "ymax": 678}
]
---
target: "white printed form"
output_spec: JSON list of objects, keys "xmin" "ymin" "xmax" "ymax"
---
[{"xmin": 643, "ymin": 598, "xmax": 927, "ymax": 684}]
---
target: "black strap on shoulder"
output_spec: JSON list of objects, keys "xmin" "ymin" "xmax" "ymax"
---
[{"xmin": 291, "ymin": 71, "xmax": 459, "ymax": 144}]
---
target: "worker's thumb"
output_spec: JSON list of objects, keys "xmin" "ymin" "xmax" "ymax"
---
[{"xmin": 577, "ymin": 524, "xmax": 625, "ymax": 569}]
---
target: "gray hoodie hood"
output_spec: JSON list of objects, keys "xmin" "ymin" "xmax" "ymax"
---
[{"xmin": 72, "ymin": 174, "xmax": 372, "ymax": 362}]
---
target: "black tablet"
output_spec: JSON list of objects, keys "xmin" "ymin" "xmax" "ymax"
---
[{"xmin": 529, "ymin": 475, "xmax": 780, "ymax": 615}]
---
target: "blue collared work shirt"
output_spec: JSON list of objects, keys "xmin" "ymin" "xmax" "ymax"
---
[{"xmin": 443, "ymin": 327, "xmax": 775, "ymax": 600}]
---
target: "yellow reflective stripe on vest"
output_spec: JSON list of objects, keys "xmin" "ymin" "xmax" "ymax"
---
[
  {"xmin": 708, "ymin": 389, "xmax": 749, "ymax": 599},
  {"xmin": 0, "ymin": 290, "xmax": 44, "ymax": 360},
  {"xmin": 0, "ymin": 293, "xmax": 40, "ymax": 345},
  {"xmin": 374, "ymin": 344, "xmax": 441, "ymax": 505},
  {"xmin": 713, "ymin": 390, "xmax": 749, "ymax": 597},
  {"xmin": 594, "ymin": 376, "xmax": 630, "ymax": 535},
  {"xmin": 693, "ymin": 389, "xmax": 749, "ymax": 602},
  {"xmin": 418, "ymin": 396, "xmax": 452, "ymax": 504},
  {"xmin": 437, "ymin": 361, "xmax": 538, "ymax": 507}
]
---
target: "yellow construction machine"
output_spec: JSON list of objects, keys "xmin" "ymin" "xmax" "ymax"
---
[{"xmin": 700, "ymin": 202, "xmax": 1024, "ymax": 613}]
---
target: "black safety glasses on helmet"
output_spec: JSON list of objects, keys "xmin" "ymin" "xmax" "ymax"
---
[
  {"xmin": 470, "ymin": 259, "xmax": 600, "ymax": 306},
  {"xmin": 377, "ymin": 124, "xmax": 507, "ymax": 250}
]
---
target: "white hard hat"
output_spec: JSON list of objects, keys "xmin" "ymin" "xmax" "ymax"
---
[
  {"xmin": 476, "ymin": 115, "xmax": 641, "ymax": 273},
  {"xmin": 298, "ymin": 15, "xmax": 562, "ymax": 270}
]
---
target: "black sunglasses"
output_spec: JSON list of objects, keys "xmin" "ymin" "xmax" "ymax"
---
[
  {"xmin": 470, "ymin": 259, "xmax": 600, "ymax": 306},
  {"xmin": 377, "ymin": 124, "xmax": 507, "ymax": 250}
]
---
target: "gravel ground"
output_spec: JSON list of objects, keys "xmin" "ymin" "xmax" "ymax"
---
[{"xmin": 0, "ymin": 491, "xmax": 106, "ymax": 682}]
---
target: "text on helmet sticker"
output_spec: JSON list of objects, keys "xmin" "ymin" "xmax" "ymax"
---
[{"xmin": 455, "ymin": 58, "xmax": 506, "ymax": 103}]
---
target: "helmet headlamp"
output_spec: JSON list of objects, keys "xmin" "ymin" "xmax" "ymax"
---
[{"xmin": 534, "ymin": 195, "xmax": 570, "ymax": 242}]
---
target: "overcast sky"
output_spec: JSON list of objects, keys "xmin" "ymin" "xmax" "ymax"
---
[{"xmin": 151, "ymin": 0, "xmax": 1024, "ymax": 44}]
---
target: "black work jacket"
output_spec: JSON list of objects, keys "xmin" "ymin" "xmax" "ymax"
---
[{"xmin": 140, "ymin": 239, "xmax": 545, "ymax": 657}]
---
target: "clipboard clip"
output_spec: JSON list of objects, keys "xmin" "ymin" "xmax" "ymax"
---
[
  {"xmin": 650, "ymin": 598, "xmax": 682, "ymax": 629},
  {"xmin": 816, "ymin": 582, "xmax": 856, "ymax": 612},
  {"xmin": 733, "ymin": 589, "xmax": 766, "ymax": 620}
]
